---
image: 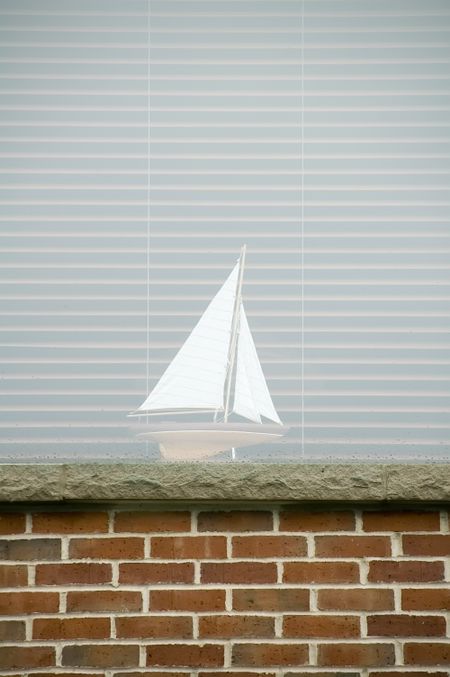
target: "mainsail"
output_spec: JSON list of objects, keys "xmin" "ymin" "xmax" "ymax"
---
[{"xmin": 135, "ymin": 263, "xmax": 239, "ymax": 414}]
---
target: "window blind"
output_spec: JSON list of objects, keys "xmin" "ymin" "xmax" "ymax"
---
[{"xmin": 0, "ymin": 0, "xmax": 449, "ymax": 461}]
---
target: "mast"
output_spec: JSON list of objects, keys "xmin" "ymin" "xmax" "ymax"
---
[{"xmin": 223, "ymin": 244, "xmax": 246, "ymax": 422}]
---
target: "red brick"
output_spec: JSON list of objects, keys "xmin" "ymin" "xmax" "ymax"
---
[
  {"xmin": 318, "ymin": 643, "xmax": 395, "ymax": 667},
  {"xmin": 283, "ymin": 561, "xmax": 359, "ymax": 584},
  {"xmin": 36, "ymin": 563, "xmax": 111, "ymax": 585},
  {"xmin": 370, "ymin": 673, "xmax": 448, "ymax": 677},
  {"xmin": 232, "ymin": 535, "xmax": 307, "ymax": 558},
  {"xmin": 318, "ymin": 588, "xmax": 395, "ymax": 611},
  {"xmin": 147, "ymin": 644, "xmax": 224, "ymax": 668},
  {"xmin": 120, "ymin": 562, "xmax": 194, "ymax": 584},
  {"xmin": 280, "ymin": 510, "xmax": 355, "ymax": 532},
  {"xmin": 151, "ymin": 535, "xmax": 227, "ymax": 559},
  {"xmin": 0, "ymin": 564, "xmax": 27, "ymax": 587},
  {"xmin": 116, "ymin": 615, "xmax": 192, "ymax": 639},
  {"xmin": 198, "ymin": 510, "xmax": 273, "ymax": 532},
  {"xmin": 363, "ymin": 510, "xmax": 440, "ymax": 532},
  {"xmin": 114, "ymin": 511, "xmax": 191, "ymax": 533},
  {"xmin": 33, "ymin": 674, "xmax": 103, "ymax": 677},
  {"xmin": 115, "ymin": 673, "xmax": 190, "ymax": 677},
  {"xmin": 403, "ymin": 534, "xmax": 450, "ymax": 556},
  {"xmin": 368, "ymin": 559, "xmax": 444, "ymax": 582},
  {"xmin": 199, "ymin": 615, "xmax": 274, "ymax": 639},
  {"xmin": 32, "ymin": 511, "xmax": 108, "ymax": 534},
  {"xmin": 200, "ymin": 674, "xmax": 275, "ymax": 677},
  {"xmin": 284, "ymin": 674, "xmax": 360, "ymax": 677},
  {"xmin": 0, "ymin": 646, "xmax": 55, "ymax": 670},
  {"xmin": 233, "ymin": 588, "xmax": 309, "ymax": 612},
  {"xmin": 69, "ymin": 536, "xmax": 144, "ymax": 559},
  {"xmin": 199, "ymin": 673, "xmax": 275, "ymax": 677},
  {"xmin": 62, "ymin": 644, "xmax": 139, "ymax": 668},
  {"xmin": 0, "ymin": 620, "xmax": 25, "ymax": 641},
  {"xmin": 0, "ymin": 592, "xmax": 59, "ymax": 615},
  {"xmin": 67, "ymin": 590, "xmax": 141, "ymax": 613},
  {"xmin": 151, "ymin": 589, "xmax": 225, "ymax": 612},
  {"xmin": 0, "ymin": 538, "xmax": 60, "ymax": 560},
  {"xmin": 402, "ymin": 588, "xmax": 450, "ymax": 611},
  {"xmin": 284, "ymin": 614, "xmax": 360, "ymax": 638},
  {"xmin": 115, "ymin": 674, "xmax": 191, "ymax": 677},
  {"xmin": 315, "ymin": 535, "xmax": 391, "ymax": 558},
  {"xmin": 33, "ymin": 617, "xmax": 111, "ymax": 640},
  {"xmin": 367, "ymin": 614, "xmax": 446, "ymax": 637},
  {"xmin": 201, "ymin": 562, "xmax": 276, "ymax": 584},
  {"xmin": 0, "ymin": 513, "xmax": 26, "ymax": 534},
  {"xmin": 404, "ymin": 643, "xmax": 450, "ymax": 665},
  {"xmin": 232, "ymin": 643, "xmax": 308, "ymax": 667},
  {"xmin": 32, "ymin": 673, "xmax": 104, "ymax": 677}
]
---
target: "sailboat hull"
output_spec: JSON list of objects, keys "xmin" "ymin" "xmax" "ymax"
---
[{"xmin": 133, "ymin": 422, "xmax": 288, "ymax": 461}]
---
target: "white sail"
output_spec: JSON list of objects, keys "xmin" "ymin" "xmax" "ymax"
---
[
  {"xmin": 233, "ymin": 304, "xmax": 282, "ymax": 425},
  {"xmin": 136, "ymin": 264, "xmax": 239, "ymax": 414}
]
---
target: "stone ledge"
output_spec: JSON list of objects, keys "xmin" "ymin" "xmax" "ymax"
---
[{"xmin": 0, "ymin": 463, "xmax": 449, "ymax": 503}]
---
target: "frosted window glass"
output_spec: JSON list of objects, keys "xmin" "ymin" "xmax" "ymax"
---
[{"xmin": 0, "ymin": 0, "xmax": 449, "ymax": 462}]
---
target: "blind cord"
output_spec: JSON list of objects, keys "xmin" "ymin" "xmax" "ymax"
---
[
  {"xmin": 300, "ymin": 0, "xmax": 305, "ymax": 459},
  {"xmin": 146, "ymin": 0, "xmax": 151, "ymax": 400}
]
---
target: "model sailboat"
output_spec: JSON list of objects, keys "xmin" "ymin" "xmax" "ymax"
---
[{"xmin": 129, "ymin": 246, "xmax": 288, "ymax": 460}]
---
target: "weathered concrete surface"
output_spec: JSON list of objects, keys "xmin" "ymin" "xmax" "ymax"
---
[
  {"xmin": 0, "ymin": 464, "xmax": 64, "ymax": 502},
  {"xmin": 386, "ymin": 464, "xmax": 450, "ymax": 501},
  {"xmin": 0, "ymin": 463, "xmax": 449, "ymax": 502},
  {"xmin": 62, "ymin": 463, "xmax": 386, "ymax": 502}
]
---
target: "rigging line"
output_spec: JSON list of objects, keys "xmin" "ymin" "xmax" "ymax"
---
[{"xmin": 300, "ymin": 0, "xmax": 305, "ymax": 459}]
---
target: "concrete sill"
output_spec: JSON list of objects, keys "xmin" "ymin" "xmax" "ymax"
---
[{"xmin": 0, "ymin": 463, "xmax": 449, "ymax": 503}]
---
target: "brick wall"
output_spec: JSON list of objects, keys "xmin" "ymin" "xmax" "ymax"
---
[{"xmin": 0, "ymin": 505, "xmax": 449, "ymax": 675}]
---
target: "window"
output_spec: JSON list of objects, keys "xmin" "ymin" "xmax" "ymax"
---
[{"xmin": 1, "ymin": 0, "xmax": 449, "ymax": 461}]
